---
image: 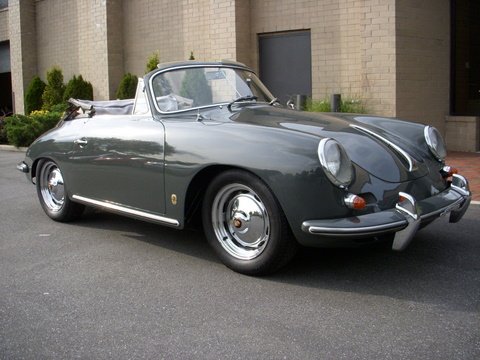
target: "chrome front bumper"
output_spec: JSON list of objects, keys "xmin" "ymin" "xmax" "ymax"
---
[
  {"xmin": 17, "ymin": 161, "xmax": 29, "ymax": 173},
  {"xmin": 301, "ymin": 174, "xmax": 472, "ymax": 251}
]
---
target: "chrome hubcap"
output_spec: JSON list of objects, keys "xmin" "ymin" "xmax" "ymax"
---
[
  {"xmin": 40, "ymin": 162, "xmax": 65, "ymax": 212},
  {"xmin": 212, "ymin": 184, "xmax": 270, "ymax": 260}
]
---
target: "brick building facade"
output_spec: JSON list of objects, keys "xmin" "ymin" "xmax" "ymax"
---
[{"xmin": 1, "ymin": 0, "xmax": 479, "ymax": 151}]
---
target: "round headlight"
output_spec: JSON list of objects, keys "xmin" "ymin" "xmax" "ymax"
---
[
  {"xmin": 424, "ymin": 126, "xmax": 446, "ymax": 161},
  {"xmin": 318, "ymin": 138, "xmax": 353, "ymax": 187}
]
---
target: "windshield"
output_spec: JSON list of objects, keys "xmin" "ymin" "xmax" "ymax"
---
[{"xmin": 150, "ymin": 66, "xmax": 274, "ymax": 112}]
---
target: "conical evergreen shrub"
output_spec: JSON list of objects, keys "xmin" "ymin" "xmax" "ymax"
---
[
  {"xmin": 42, "ymin": 65, "xmax": 65, "ymax": 110},
  {"xmin": 24, "ymin": 76, "xmax": 46, "ymax": 114},
  {"xmin": 63, "ymin": 75, "xmax": 94, "ymax": 101},
  {"xmin": 116, "ymin": 73, "xmax": 138, "ymax": 99}
]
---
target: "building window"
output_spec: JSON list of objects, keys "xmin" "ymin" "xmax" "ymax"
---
[{"xmin": 0, "ymin": 0, "xmax": 7, "ymax": 10}]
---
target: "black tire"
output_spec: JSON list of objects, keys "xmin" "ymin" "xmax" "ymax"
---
[
  {"xmin": 36, "ymin": 159, "xmax": 85, "ymax": 222},
  {"xmin": 202, "ymin": 170, "xmax": 297, "ymax": 275}
]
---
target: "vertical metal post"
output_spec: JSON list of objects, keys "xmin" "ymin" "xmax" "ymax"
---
[
  {"xmin": 295, "ymin": 94, "xmax": 307, "ymax": 110},
  {"xmin": 331, "ymin": 94, "xmax": 341, "ymax": 112}
]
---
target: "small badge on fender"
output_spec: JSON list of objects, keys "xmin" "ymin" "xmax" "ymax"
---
[{"xmin": 171, "ymin": 194, "xmax": 177, "ymax": 205}]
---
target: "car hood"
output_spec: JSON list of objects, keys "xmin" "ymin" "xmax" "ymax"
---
[{"xmin": 229, "ymin": 106, "xmax": 429, "ymax": 183}]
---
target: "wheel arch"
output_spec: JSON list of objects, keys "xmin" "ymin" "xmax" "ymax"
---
[
  {"xmin": 184, "ymin": 165, "xmax": 244, "ymax": 226},
  {"xmin": 183, "ymin": 164, "xmax": 291, "ymax": 230},
  {"xmin": 29, "ymin": 157, "xmax": 46, "ymax": 183}
]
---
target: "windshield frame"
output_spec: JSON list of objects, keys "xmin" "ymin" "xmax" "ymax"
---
[{"xmin": 148, "ymin": 64, "xmax": 274, "ymax": 114}]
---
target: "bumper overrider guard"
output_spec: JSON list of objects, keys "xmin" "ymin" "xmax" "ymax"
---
[{"xmin": 301, "ymin": 174, "xmax": 472, "ymax": 251}]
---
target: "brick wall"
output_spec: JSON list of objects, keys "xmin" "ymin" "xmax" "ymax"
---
[
  {"xmin": 7, "ymin": 0, "xmax": 453, "ymax": 130},
  {"xmin": 35, "ymin": 0, "xmax": 115, "ymax": 100},
  {"xmin": 122, "ymin": 0, "xmax": 244, "ymax": 76},
  {"xmin": 9, "ymin": 0, "xmax": 37, "ymax": 114},
  {"xmin": 445, "ymin": 116, "xmax": 480, "ymax": 152},
  {"xmin": 0, "ymin": 8, "xmax": 8, "ymax": 42},
  {"xmin": 105, "ymin": 0, "xmax": 124, "ymax": 99},
  {"xmin": 359, "ymin": 0, "xmax": 396, "ymax": 117},
  {"xmin": 395, "ymin": 0, "xmax": 451, "ymax": 133},
  {"xmin": 250, "ymin": 0, "xmax": 397, "ymax": 117}
]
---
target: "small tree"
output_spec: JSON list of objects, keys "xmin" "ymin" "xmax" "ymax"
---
[
  {"xmin": 116, "ymin": 73, "xmax": 138, "ymax": 99},
  {"xmin": 25, "ymin": 76, "xmax": 46, "ymax": 114},
  {"xmin": 189, "ymin": 51, "xmax": 195, "ymax": 60},
  {"xmin": 63, "ymin": 75, "xmax": 94, "ymax": 101},
  {"xmin": 145, "ymin": 50, "xmax": 160, "ymax": 74},
  {"xmin": 42, "ymin": 65, "xmax": 65, "ymax": 110}
]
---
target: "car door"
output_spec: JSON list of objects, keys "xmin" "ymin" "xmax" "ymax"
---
[{"xmin": 69, "ymin": 114, "xmax": 166, "ymax": 215}]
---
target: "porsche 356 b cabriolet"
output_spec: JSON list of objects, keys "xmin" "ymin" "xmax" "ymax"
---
[{"xmin": 17, "ymin": 60, "xmax": 472, "ymax": 275}]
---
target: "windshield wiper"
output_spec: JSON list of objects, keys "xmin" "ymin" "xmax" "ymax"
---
[
  {"xmin": 269, "ymin": 98, "xmax": 280, "ymax": 106},
  {"xmin": 227, "ymin": 95, "xmax": 258, "ymax": 111}
]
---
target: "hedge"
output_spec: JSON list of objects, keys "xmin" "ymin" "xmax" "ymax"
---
[{"xmin": 3, "ymin": 110, "xmax": 62, "ymax": 148}]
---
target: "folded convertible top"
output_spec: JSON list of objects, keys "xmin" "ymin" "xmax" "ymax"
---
[{"xmin": 67, "ymin": 98, "xmax": 134, "ymax": 116}]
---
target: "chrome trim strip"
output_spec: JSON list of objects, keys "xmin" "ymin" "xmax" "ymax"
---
[
  {"xmin": 350, "ymin": 124, "xmax": 418, "ymax": 172},
  {"xmin": 392, "ymin": 192, "xmax": 421, "ymax": 251},
  {"xmin": 72, "ymin": 195, "xmax": 180, "ymax": 226},
  {"xmin": 304, "ymin": 189, "xmax": 469, "ymax": 237},
  {"xmin": 307, "ymin": 220, "xmax": 407, "ymax": 236},
  {"xmin": 396, "ymin": 192, "xmax": 419, "ymax": 220},
  {"xmin": 451, "ymin": 174, "xmax": 471, "ymax": 197}
]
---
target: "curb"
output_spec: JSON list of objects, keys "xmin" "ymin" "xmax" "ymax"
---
[{"xmin": 0, "ymin": 145, "xmax": 27, "ymax": 152}]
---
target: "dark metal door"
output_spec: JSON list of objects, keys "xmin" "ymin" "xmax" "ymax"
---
[
  {"xmin": 259, "ymin": 31, "xmax": 312, "ymax": 105},
  {"xmin": 0, "ymin": 41, "xmax": 12, "ymax": 112}
]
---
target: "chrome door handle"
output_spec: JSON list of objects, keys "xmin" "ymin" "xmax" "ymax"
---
[{"xmin": 74, "ymin": 138, "xmax": 88, "ymax": 147}]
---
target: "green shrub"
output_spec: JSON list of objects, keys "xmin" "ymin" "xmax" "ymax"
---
[
  {"xmin": 145, "ymin": 50, "xmax": 160, "ymax": 74},
  {"xmin": 0, "ymin": 110, "xmax": 10, "ymax": 144},
  {"xmin": 63, "ymin": 75, "xmax": 94, "ymax": 101},
  {"xmin": 305, "ymin": 94, "xmax": 369, "ymax": 114},
  {"xmin": 49, "ymin": 103, "xmax": 69, "ymax": 113},
  {"xmin": 42, "ymin": 65, "xmax": 65, "ymax": 110},
  {"xmin": 116, "ymin": 73, "xmax": 138, "ymax": 99},
  {"xmin": 305, "ymin": 98, "xmax": 331, "ymax": 112},
  {"xmin": 3, "ymin": 110, "xmax": 62, "ymax": 147},
  {"xmin": 25, "ymin": 76, "xmax": 46, "ymax": 114}
]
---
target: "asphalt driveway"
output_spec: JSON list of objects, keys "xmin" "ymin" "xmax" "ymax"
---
[{"xmin": 1, "ymin": 150, "xmax": 479, "ymax": 359}]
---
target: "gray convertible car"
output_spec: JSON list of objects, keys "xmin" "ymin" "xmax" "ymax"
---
[{"xmin": 18, "ymin": 60, "xmax": 472, "ymax": 275}]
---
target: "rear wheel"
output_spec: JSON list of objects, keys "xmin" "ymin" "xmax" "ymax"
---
[
  {"xmin": 36, "ymin": 159, "xmax": 84, "ymax": 222},
  {"xmin": 202, "ymin": 170, "xmax": 297, "ymax": 275}
]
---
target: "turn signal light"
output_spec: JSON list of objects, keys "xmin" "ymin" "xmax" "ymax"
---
[
  {"xmin": 345, "ymin": 194, "xmax": 367, "ymax": 210},
  {"xmin": 445, "ymin": 166, "xmax": 458, "ymax": 176},
  {"xmin": 440, "ymin": 166, "xmax": 458, "ymax": 178}
]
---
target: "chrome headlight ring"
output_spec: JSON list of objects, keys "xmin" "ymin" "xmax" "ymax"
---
[
  {"xmin": 318, "ymin": 138, "xmax": 353, "ymax": 188},
  {"xmin": 424, "ymin": 126, "xmax": 447, "ymax": 161}
]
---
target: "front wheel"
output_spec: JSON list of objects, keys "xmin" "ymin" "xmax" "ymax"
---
[
  {"xmin": 36, "ymin": 159, "xmax": 84, "ymax": 222},
  {"xmin": 202, "ymin": 170, "xmax": 297, "ymax": 275}
]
